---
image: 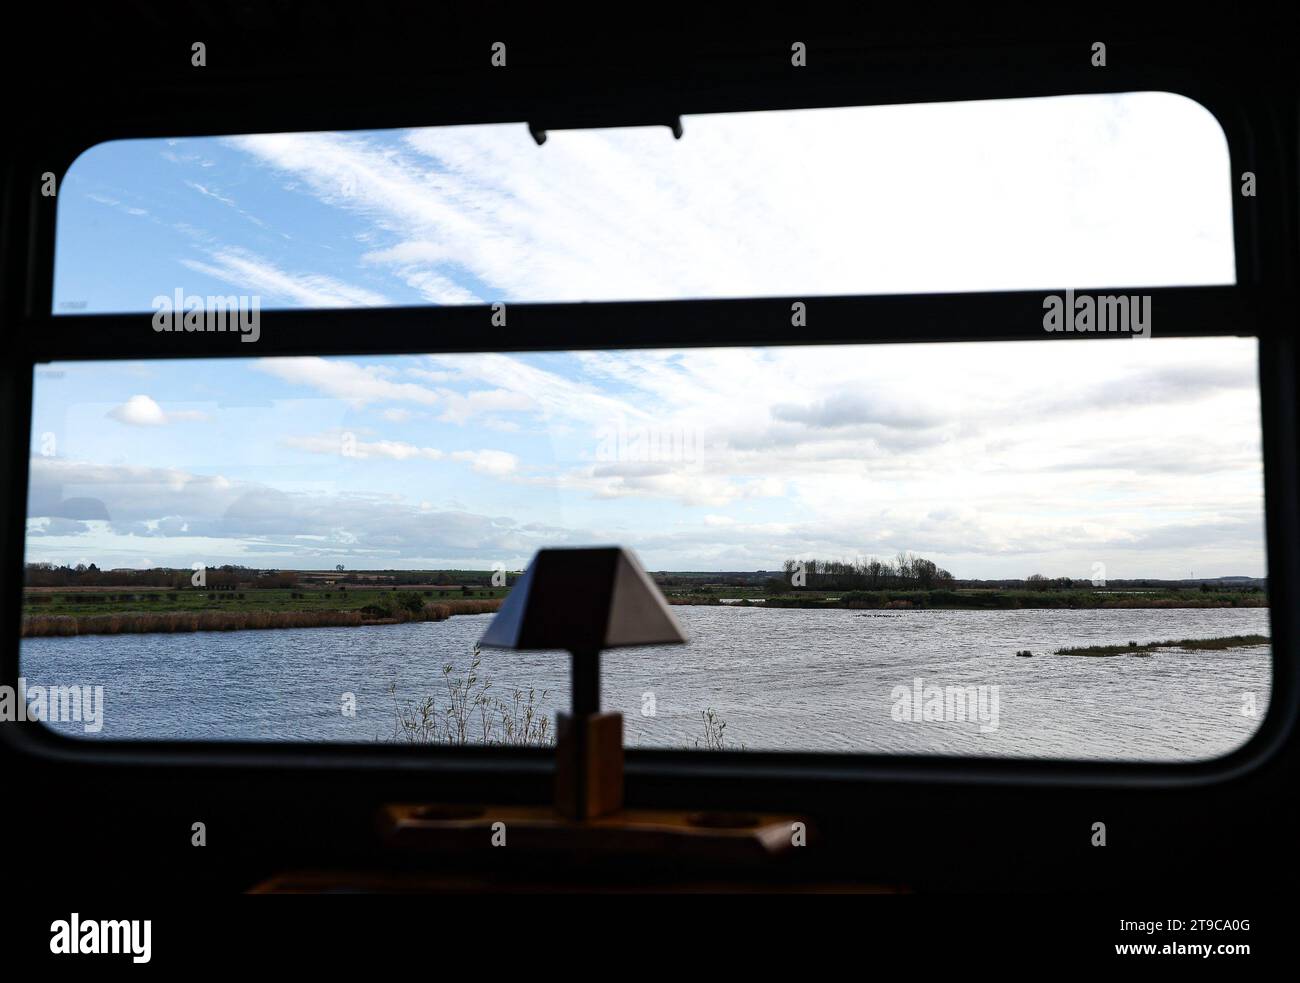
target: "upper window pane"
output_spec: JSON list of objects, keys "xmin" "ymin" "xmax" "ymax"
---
[{"xmin": 52, "ymin": 92, "xmax": 1234, "ymax": 313}]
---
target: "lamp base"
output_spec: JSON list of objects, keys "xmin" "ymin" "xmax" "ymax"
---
[
  {"xmin": 378, "ymin": 802, "xmax": 806, "ymax": 860},
  {"xmin": 554, "ymin": 711, "xmax": 623, "ymax": 820}
]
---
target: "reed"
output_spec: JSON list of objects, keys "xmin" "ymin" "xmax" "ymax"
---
[
  {"xmin": 389, "ymin": 645, "xmax": 553, "ymax": 747},
  {"xmin": 695, "ymin": 708, "xmax": 744, "ymax": 750},
  {"xmin": 22, "ymin": 599, "xmax": 501, "ymax": 637},
  {"xmin": 390, "ymin": 649, "xmax": 744, "ymax": 751}
]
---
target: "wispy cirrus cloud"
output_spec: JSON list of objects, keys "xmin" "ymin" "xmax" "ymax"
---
[
  {"xmin": 181, "ymin": 248, "xmax": 389, "ymax": 308},
  {"xmin": 282, "ymin": 430, "xmax": 518, "ymax": 476},
  {"xmin": 224, "ymin": 93, "xmax": 1233, "ymax": 310}
]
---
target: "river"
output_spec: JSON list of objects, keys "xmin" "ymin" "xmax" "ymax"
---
[{"xmin": 19, "ymin": 605, "xmax": 1271, "ymax": 761}]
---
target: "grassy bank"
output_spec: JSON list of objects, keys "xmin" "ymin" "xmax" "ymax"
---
[
  {"xmin": 22, "ymin": 598, "xmax": 501, "ymax": 637},
  {"xmin": 669, "ymin": 588, "xmax": 1267, "ymax": 610},
  {"xmin": 1055, "ymin": 634, "xmax": 1270, "ymax": 657}
]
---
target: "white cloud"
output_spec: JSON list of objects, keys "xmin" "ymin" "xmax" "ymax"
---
[
  {"xmin": 423, "ymin": 353, "xmax": 648, "ymax": 428},
  {"xmin": 283, "ymin": 433, "xmax": 443, "ymax": 461},
  {"xmin": 449, "ymin": 449, "xmax": 518, "ymax": 476},
  {"xmin": 255, "ymin": 357, "xmax": 440, "ymax": 406},
  {"xmin": 107, "ymin": 394, "xmax": 208, "ymax": 427},
  {"xmin": 435, "ymin": 387, "xmax": 536, "ymax": 424},
  {"xmin": 24, "ymin": 456, "xmax": 575, "ymax": 569}
]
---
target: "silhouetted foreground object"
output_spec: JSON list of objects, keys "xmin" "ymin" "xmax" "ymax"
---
[
  {"xmin": 374, "ymin": 547, "xmax": 806, "ymax": 864},
  {"xmin": 480, "ymin": 547, "xmax": 686, "ymax": 819}
]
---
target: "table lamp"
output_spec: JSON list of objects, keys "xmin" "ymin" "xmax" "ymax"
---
[{"xmin": 478, "ymin": 546, "xmax": 686, "ymax": 820}]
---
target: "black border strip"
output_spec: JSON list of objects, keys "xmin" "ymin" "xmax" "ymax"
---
[{"xmin": 21, "ymin": 286, "xmax": 1259, "ymax": 362}]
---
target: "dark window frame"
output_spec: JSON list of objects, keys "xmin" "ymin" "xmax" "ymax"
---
[{"xmin": 1, "ymin": 38, "xmax": 1294, "ymax": 800}]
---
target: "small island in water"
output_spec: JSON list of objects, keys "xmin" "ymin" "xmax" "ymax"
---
[{"xmin": 1055, "ymin": 634, "xmax": 1270, "ymax": 657}]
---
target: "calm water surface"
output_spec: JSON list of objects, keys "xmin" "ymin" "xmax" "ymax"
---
[{"xmin": 20, "ymin": 606, "xmax": 1271, "ymax": 761}]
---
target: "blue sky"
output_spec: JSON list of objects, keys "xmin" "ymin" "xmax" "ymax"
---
[{"xmin": 29, "ymin": 93, "xmax": 1266, "ymax": 577}]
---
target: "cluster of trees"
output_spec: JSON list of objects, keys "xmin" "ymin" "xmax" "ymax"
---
[
  {"xmin": 28, "ymin": 563, "xmax": 151, "ymax": 587},
  {"xmin": 776, "ymin": 553, "xmax": 956, "ymax": 591},
  {"xmin": 1024, "ymin": 574, "xmax": 1077, "ymax": 591},
  {"xmin": 368, "ymin": 591, "xmax": 427, "ymax": 617}
]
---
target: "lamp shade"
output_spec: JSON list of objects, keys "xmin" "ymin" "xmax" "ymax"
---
[{"xmin": 479, "ymin": 546, "xmax": 686, "ymax": 651}]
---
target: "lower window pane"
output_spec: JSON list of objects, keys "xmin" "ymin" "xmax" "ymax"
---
[{"xmin": 21, "ymin": 337, "xmax": 1269, "ymax": 760}]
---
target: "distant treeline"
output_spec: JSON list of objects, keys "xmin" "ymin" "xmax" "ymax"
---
[
  {"xmin": 25, "ymin": 561, "xmax": 1266, "ymax": 594},
  {"xmin": 653, "ymin": 572, "xmax": 772, "ymax": 588},
  {"xmin": 776, "ymin": 553, "xmax": 956, "ymax": 591},
  {"xmin": 957, "ymin": 576, "xmax": 1266, "ymax": 591},
  {"xmin": 767, "ymin": 559, "xmax": 1266, "ymax": 594},
  {"xmin": 24, "ymin": 563, "xmax": 296, "ymax": 589},
  {"xmin": 757, "ymin": 588, "xmax": 1268, "ymax": 611},
  {"xmin": 23, "ymin": 563, "xmax": 514, "ymax": 589}
]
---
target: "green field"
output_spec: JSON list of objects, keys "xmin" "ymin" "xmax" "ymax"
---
[{"xmin": 23, "ymin": 585, "xmax": 507, "ymax": 618}]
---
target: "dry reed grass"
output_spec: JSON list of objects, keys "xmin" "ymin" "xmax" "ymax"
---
[{"xmin": 22, "ymin": 598, "xmax": 502, "ymax": 637}]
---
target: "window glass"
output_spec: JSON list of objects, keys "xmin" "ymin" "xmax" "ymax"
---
[
  {"xmin": 23, "ymin": 338, "xmax": 1268, "ymax": 761},
  {"xmin": 52, "ymin": 92, "xmax": 1234, "ymax": 314}
]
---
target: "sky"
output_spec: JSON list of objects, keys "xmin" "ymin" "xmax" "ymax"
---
[{"xmin": 29, "ymin": 92, "xmax": 1266, "ymax": 578}]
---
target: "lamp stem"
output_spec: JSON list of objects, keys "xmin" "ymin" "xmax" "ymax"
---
[
  {"xmin": 564, "ymin": 647, "xmax": 601, "ymax": 821},
  {"xmin": 571, "ymin": 647, "xmax": 601, "ymax": 717}
]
